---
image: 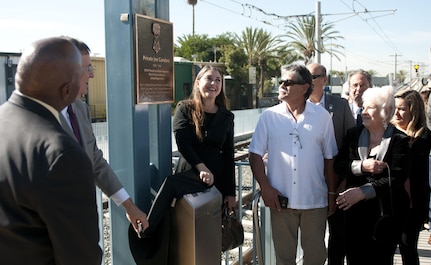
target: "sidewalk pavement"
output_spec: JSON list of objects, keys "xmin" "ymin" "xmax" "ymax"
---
[{"xmin": 319, "ymin": 226, "xmax": 431, "ymax": 264}]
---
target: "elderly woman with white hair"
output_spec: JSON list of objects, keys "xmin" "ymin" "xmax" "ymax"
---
[{"xmin": 334, "ymin": 86, "xmax": 411, "ymax": 265}]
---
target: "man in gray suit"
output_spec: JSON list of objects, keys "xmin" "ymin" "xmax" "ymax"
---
[
  {"xmin": 307, "ymin": 63, "xmax": 355, "ymax": 265},
  {"xmin": 60, "ymin": 37, "xmax": 149, "ymax": 234},
  {"xmin": 0, "ymin": 37, "xmax": 102, "ymax": 264},
  {"xmin": 347, "ymin": 69, "xmax": 372, "ymax": 126}
]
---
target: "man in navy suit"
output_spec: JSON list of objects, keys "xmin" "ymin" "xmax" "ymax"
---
[
  {"xmin": 307, "ymin": 63, "xmax": 355, "ymax": 265},
  {"xmin": 0, "ymin": 37, "xmax": 102, "ymax": 264}
]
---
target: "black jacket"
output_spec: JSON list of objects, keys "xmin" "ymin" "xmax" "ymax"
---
[
  {"xmin": 407, "ymin": 127, "xmax": 431, "ymax": 223},
  {"xmin": 173, "ymin": 100, "xmax": 235, "ymax": 197},
  {"xmin": 335, "ymin": 125, "xmax": 411, "ymax": 218}
]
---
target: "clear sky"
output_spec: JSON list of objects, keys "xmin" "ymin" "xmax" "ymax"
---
[{"xmin": 1, "ymin": 0, "xmax": 430, "ymax": 78}]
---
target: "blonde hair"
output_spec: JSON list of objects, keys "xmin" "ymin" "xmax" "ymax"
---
[{"xmin": 391, "ymin": 89, "xmax": 426, "ymax": 138}]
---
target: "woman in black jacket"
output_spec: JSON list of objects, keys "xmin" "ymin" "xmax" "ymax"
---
[
  {"xmin": 391, "ymin": 89, "xmax": 431, "ymax": 265},
  {"xmin": 143, "ymin": 65, "xmax": 235, "ymax": 237},
  {"xmin": 334, "ymin": 86, "xmax": 411, "ymax": 265}
]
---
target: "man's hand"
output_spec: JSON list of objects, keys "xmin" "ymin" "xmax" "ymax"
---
[
  {"xmin": 261, "ymin": 186, "xmax": 283, "ymax": 211},
  {"xmin": 123, "ymin": 198, "xmax": 149, "ymax": 234}
]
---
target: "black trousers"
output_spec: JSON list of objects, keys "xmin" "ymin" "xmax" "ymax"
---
[
  {"xmin": 327, "ymin": 207, "xmax": 346, "ymax": 265},
  {"xmin": 144, "ymin": 169, "xmax": 210, "ymax": 237},
  {"xmin": 398, "ymin": 208, "xmax": 423, "ymax": 265}
]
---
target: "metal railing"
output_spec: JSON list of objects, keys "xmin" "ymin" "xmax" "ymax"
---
[{"xmin": 223, "ymin": 161, "xmax": 260, "ymax": 265}]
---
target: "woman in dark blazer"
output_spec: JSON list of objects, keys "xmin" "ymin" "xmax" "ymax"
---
[
  {"xmin": 142, "ymin": 65, "xmax": 235, "ymax": 237},
  {"xmin": 391, "ymin": 89, "xmax": 431, "ymax": 265},
  {"xmin": 334, "ymin": 86, "xmax": 411, "ymax": 265}
]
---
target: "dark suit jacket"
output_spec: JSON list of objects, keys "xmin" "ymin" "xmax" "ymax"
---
[
  {"xmin": 62, "ymin": 99, "xmax": 123, "ymax": 197},
  {"xmin": 0, "ymin": 93, "xmax": 102, "ymax": 265},
  {"xmin": 324, "ymin": 94, "xmax": 355, "ymax": 149},
  {"xmin": 173, "ymin": 101, "xmax": 235, "ymax": 197}
]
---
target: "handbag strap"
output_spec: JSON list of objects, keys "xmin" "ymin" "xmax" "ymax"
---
[{"xmin": 378, "ymin": 163, "xmax": 393, "ymax": 216}]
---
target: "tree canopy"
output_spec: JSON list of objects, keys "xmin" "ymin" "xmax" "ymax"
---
[{"xmin": 174, "ymin": 18, "xmax": 348, "ymax": 106}]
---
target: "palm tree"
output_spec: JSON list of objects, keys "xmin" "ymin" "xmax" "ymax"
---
[
  {"xmin": 284, "ymin": 16, "xmax": 344, "ymax": 65},
  {"xmin": 187, "ymin": 0, "xmax": 198, "ymax": 35},
  {"xmin": 396, "ymin": 70, "xmax": 407, "ymax": 83},
  {"xmin": 235, "ymin": 27, "xmax": 282, "ymax": 106}
]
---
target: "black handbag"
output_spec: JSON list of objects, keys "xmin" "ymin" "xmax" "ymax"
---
[
  {"xmin": 372, "ymin": 211, "xmax": 395, "ymax": 243},
  {"xmin": 221, "ymin": 203, "xmax": 244, "ymax": 252}
]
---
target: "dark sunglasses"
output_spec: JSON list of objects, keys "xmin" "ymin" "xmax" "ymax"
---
[
  {"xmin": 311, "ymin": 74, "xmax": 324, "ymax": 80},
  {"xmin": 279, "ymin": 79, "xmax": 306, "ymax": 86}
]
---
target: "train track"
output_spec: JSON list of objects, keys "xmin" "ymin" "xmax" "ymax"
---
[{"xmin": 234, "ymin": 140, "xmax": 251, "ymax": 162}]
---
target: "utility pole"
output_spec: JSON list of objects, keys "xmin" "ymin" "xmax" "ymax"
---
[
  {"xmin": 389, "ymin": 53, "xmax": 400, "ymax": 83},
  {"xmin": 315, "ymin": 1, "xmax": 321, "ymax": 63},
  {"xmin": 192, "ymin": 4, "xmax": 195, "ymax": 35},
  {"xmin": 409, "ymin": 60, "xmax": 412, "ymax": 88},
  {"xmin": 187, "ymin": 0, "xmax": 198, "ymax": 35},
  {"xmin": 213, "ymin": 46, "xmax": 219, "ymax": 62},
  {"xmin": 330, "ymin": 39, "xmax": 333, "ymax": 74}
]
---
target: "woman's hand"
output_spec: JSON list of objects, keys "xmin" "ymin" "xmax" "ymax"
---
[
  {"xmin": 195, "ymin": 163, "xmax": 214, "ymax": 185},
  {"xmin": 199, "ymin": 170, "xmax": 214, "ymax": 185},
  {"xmin": 361, "ymin": 159, "xmax": 387, "ymax": 174},
  {"xmin": 336, "ymin": 187, "xmax": 366, "ymax": 210}
]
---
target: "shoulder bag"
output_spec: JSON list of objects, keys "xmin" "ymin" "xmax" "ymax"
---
[{"xmin": 221, "ymin": 202, "xmax": 244, "ymax": 252}]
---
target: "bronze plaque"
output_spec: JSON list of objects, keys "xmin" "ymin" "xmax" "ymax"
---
[{"xmin": 135, "ymin": 14, "xmax": 173, "ymax": 104}]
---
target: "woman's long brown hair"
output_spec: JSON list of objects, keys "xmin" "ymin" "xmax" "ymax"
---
[{"xmin": 189, "ymin": 65, "xmax": 226, "ymax": 141}]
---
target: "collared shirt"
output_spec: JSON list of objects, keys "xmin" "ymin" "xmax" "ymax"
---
[
  {"xmin": 14, "ymin": 90, "xmax": 61, "ymax": 123},
  {"xmin": 61, "ymin": 106, "xmax": 73, "ymax": 128},
  {"xmin": 307, "ymin": 94, "xmax": 325, "ymax": 108},
  {"xmin": 109, "ymin": 188, "xmax": 130, "ymax": 206},
  {"xmin": 249, "ymin": 101, "xmax": 338, "ymax": 209},
  {"xmin": 351, "ymin": 103, "xmax": 362, "ymax": 120}
]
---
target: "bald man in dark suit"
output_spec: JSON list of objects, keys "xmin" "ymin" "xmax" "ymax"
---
[{"xmin": 0, "ymin": 37, "xmax": 102, "ymax": 264}]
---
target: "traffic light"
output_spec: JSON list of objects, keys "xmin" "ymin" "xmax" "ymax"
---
[{"xmin": 414, "ymin": 64, "xmax": 419, "ymax": 73}]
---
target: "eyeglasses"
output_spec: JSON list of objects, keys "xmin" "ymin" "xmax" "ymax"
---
[
  {"xmin": 289, "ymin": 128, "xmax": 302, "ymax": 149},
  {"xmin": 84, "ymin": 65, "xmax": 94, "ymax": 74},
  {"xmin": 311, "ymin": 74, "xmax": 324, "ymax": 80},
  {"xmin": 279, "ymin": 79, "xmax": 306, "ymax": 87}
]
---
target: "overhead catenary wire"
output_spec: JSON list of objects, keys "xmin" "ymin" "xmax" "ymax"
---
[
  {"xmin": 192, "ymin": 0, "xmax": 413, "ymax": 73},
  {"xmin": 339, "ymin": 0, "xmax": 407, "ymax": 61}
]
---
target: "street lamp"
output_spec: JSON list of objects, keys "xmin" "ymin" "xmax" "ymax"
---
[{"xmin": 187, "ymin": 0, "xmax": 198, "ymax": 35}]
